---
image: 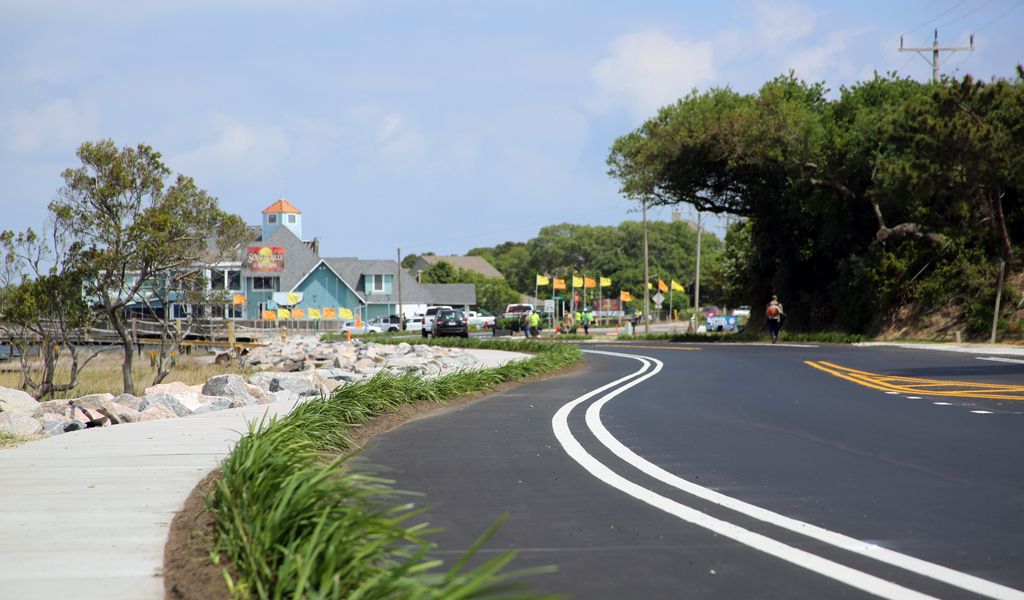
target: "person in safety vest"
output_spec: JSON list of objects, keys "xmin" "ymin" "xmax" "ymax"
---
[
  {"xmin": 581, "ymin": 310, "xmax": 591, "ymax": 335},
  {"xmin": 529, "ymin": 310, "xmax": 540, "ymax": 338},
  {"xmin": 766, "ymin": 295, "xmax": 785, "ymax": 343}
]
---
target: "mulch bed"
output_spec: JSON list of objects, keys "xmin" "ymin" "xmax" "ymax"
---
[{"xmin": 163, "ymin": 360, "xmax": 586, "ymax": 600}]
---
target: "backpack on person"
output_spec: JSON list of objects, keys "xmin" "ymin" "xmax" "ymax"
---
[{"xmin": 767, "ymin": 304, "xmax": 781, "ymax": 318}]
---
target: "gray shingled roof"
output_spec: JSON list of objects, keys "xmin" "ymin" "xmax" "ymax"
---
[
  {"xmin": 241, "ymin": 226, "xmax": 321, "ymax": 292},
  {"xmin": 414, "ymin": 255, "xmax": 504, "ymax": 279}
]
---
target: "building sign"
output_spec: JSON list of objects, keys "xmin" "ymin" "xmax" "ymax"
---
[{"xmin": 247, "ymin": 246, "xmax": 285, "ymax": 272}]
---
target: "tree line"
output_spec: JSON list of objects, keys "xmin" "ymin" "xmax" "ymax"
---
[
  {"xmin": 608, "ymin": 69, "xmax": 1024, "ymax": 336},
  {"xmin": 404, "ymin": 219, "xmax": 725, "ymax": 315}
]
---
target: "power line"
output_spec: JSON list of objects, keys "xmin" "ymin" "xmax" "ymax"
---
[
  {"xmin": 934, "ymin": 0, "xmax": 998, "ymax": 30},
  {"xmin": 870, "ymin": 0, "xmax": 970, "ymax": 72},
  {"xmin": 972, "ymin": 0, "xmax": 1024, "ymax": 33}
]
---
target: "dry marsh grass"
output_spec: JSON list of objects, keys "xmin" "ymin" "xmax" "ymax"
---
[{"xmin": 0, "ymin": 349, "xmax": 259, "ymax": 399}]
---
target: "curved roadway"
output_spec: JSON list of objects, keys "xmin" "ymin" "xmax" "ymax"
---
[{"xmin": 357, "ymin": 342, "xmax": 1024, "ymax": 600}]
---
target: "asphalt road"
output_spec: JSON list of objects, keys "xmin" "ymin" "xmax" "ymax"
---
[{"xmin": 356, "ymin": 342, "xmax": 1024, "ymax": 599}]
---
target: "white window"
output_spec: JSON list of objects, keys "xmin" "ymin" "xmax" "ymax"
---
[
  {"xmin": 227, "ymin": 270, "xmax": 241, "ymax": 290},
  {"xmin": 287, "ymin": 214, "xmax": 296, "ymax": 224},
  {"xmin": 371, "ymin": 274, "xmax": 384, "ymax": 292},
  {"xmin": 268, "ymin": 214, "xmax": 277, "ymax": 224}
]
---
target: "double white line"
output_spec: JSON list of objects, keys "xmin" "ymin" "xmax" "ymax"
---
[{"xmin": 552, "ymin": 349, "xmax": 1023, "ymax": 600}]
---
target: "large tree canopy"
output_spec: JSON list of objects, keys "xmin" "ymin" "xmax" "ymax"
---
[
  {"xmin": 608, "ymin": 70, "xmax": 1024, "ymax": 336},
  {"xmin": 50, "ymin": 140, "xmax": 250, "ymax": 395}
]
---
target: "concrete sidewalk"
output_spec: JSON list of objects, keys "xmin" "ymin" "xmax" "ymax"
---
[{"xmin": 0, "ymin": 348, "xmax": 532, "ymax": 600}]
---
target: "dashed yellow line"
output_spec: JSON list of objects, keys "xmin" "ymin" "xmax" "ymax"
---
[
  {"xmin": 806, "ymin": 361, "xmax": 1024, "ymax": 401},
  {"xmin": 595, "ymin": 345, "xmax": 701, "ymax": 351}
]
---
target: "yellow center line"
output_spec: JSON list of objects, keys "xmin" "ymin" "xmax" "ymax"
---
[
  {"xmin": 806, "ymin": 361, "xmax": 1024, "ymax": 401},
  {"xmin": 595, "ymin": 344, "xmax": 701, "ymax": 350}
]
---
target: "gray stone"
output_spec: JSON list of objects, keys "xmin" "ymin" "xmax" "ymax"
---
[
  {"xmin": 268, "ymin": 390, "xmax": 299, "ymax": 404},
  {"xmin": 139, "ymin": 394, "xmax": 193, "ymax": 417},
  {"xmin": 0, "ymin": 386, "xmax": 40, "ymax": 415},
  {"xmin": 63, "ymin": 419, "xmax": 86, "ymax": 432},
  {"xmin": 42, "ymin": 420, "xmax": 68, "ymax": 436},
  {"xmin": 247, "ymin": 371, "xmax": 276, "ymax": 391},
  {"xmin": 202, "ymin": 374, "xmax": 258, "ymax": 406},
  {"xmin": 270, "ymin": 377, "xmax": 319, "ymax": 397},
  {"xmin": 278, "ymin": 360, "xmax": 302, "ymax": 372},
  {"xmin": 191, "ymin": 399, "xmax": 234, "ymax": 414},
  {"xmin": 112, "ymin": 394, "xmax": 142, "ymax": 411},
  {"xmin": 0, "ymin": 411, "xmax": 42, "ymax": 435}
]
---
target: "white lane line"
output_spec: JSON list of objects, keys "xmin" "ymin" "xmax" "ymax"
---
[
  {"xmin": 934, "ymin": 402, "xmax": 953, "ymax": 406},
  {"xmin": 558, "ymin": 351, "xmax": 940, "ymax": 600},
  {"xmin": 573, "ymin": 349, "xmax": 1024, "ymax": 600},
  {"xmin": 972, "ymin": 411, "xmax": 994, "ymax": 414},
  {"xmin": 886, "ymin": 392, "xmax": 901, "ymax": 395},
  {"xmin": 977, "ymin": 357, "xmax": 1024, "ymax": 365},
  {"xmin": 906, "ymin": 396, "xmax": 922, "ymax": 399}
]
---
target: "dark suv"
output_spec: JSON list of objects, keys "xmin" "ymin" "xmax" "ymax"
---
[{"xmin": 432, "ymin": 309, "xmax": 469, "ymax": 338}]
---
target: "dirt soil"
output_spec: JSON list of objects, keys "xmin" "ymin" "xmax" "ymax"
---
[{"xmin": 163, "ymin": 359, "xmax": 587, "ymax": 600}]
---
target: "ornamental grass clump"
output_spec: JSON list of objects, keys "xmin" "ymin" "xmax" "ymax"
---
[{"xmin": 204, "ymin": 338, "xmax": 579, "ymax": 599}]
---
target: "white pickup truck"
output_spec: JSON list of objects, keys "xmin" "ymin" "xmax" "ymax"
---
[
  {"xmin": 466, "ymin": 310, "xmax": 496, "ymax": 328},
  {"xmin": 502, "ymin": 303, "xmax": 534, "ymax": 320}
]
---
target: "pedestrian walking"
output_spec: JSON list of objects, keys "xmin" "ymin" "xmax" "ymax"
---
[
  {"xmin": 581, "ymin": 310, "xmax": 591, "ymax": 335},
  {"xmin": 522, "ymin": 311, "xmax": 532, "ymax": 338},
  {"xmin": 529, "ymin": 310, "xmax": 541, "ymax": 338},
  {"xmin": 766, "ymin": 295, "xmax": 785, "ymax": 343},
  {"xmin": 561, "ymin": 309, "xmax": 574, "ymax": 334}
]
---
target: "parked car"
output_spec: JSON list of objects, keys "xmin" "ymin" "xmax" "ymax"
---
[
  {"xmin": 700, "ymin": 306, "xmax": 722, "ymax": 318},
  {"xmin": 732, "ymin": 306, "xmax": 751, "ymax": 317},
  {"xmin": 340, "ymin": 320, "xmax": 382, "ymax": 335},
  {"xmin": 368, "ymin": 314, "xmax": 402, "ymax": 332},
  {"xmin": 421, "ymin": 305, "xmax": 453, "ymax": 338},
  {"xmin": 467, "ymin": 310, "xmax": 496, "ymax": 328},
  {"xmin": 432, "ymin": 308, "xmax": 468, "ymax": 338},
  {"xmin": 503, "ymin": 303, "xmax": 535, "ymax": 320},
  {"xmin": 405, "ymin": 316, "xmax": 424, "ymax": 332}
]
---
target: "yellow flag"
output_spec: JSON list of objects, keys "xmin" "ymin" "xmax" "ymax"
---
[
  {"xmin": 584, "ymin": 277, "xmax": 596, "ymax": 288},
  {"xmin": 572, "ymin": 276, "xmax": 583, "ymax": 288},
  {"xmin": 233, "ymin": 294, "xmax": 246, "ymax": 305},
  {"xmin": 309, "ymin": 308, "xmax": 322, "ymax": 319},
  {"xmin": 292, "ymin": 308, "xmax": 305, "ymax": 319},
  {"xmin": 647, "ymin": 282, "xmax": 653, "ymax": 289},
  {"xmin": 262, "ymin": 310, "xmax": 276, "ymax": 321},
  {"xmin": 553, "ymin": 279, "xmax": 566, "ymax": 290},
  {"xmin": 277, "ymin": 308, "xmax": 290, "ymax": 319},
  {"xmin": 323, "ymin": 307, "xmax": 336, "ymax": 319},
  {"xmin": 671, "ymin": 280, "xmax": 685, "ymax": 292},
  {"xmin": 620, "ymin": 290, "xmax": 632, "ymax": 302},
  {"xmin": 338, "ymin": 307, "xmax": 353, "ymax": 320},
  {"xmin": 287, "ymin": 293, "xmax": 299, "ymax": 304},
  {"xmin": 658, "ymin": 279, "xmax": 668, "ymax": 292},
  {"xmin": 536, "ymin": 275, "xmax": 550, "ymax": 286},
  {"xmin": 600, "ymin": 277, "xmax": 611, "ymax": 287}
]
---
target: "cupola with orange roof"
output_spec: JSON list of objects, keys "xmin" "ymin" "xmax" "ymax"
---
[{"xmin": 262, "ymin": 198, "xmax": 302, "ymax": 240}]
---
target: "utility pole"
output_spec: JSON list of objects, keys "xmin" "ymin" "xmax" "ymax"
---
[
  {"xmin": 899, "ymin": 30, "xmax": 974, "ymax": 84},
  {"xmin": 397, "ymin": 248, "xmax": 404, "ymax": 331},
  {"xmin": 694, "ymin": 212, "xmax": 702, "ymax": 316},
  {"xmin": 643, "ymin": 199, "xmax": 650, "ymax": 334}
]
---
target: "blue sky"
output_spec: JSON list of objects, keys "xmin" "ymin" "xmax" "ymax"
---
[{"xmin": 2, "ymin": 0, "xmax": 1022, "ymax": 261}]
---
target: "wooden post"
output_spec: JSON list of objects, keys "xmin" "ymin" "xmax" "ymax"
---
[
  {"xmin": 227, "ymin": 321, "xmax": 236, "ymax": 356},
  {"xmin": 282, "ymin": 325, "xmax": 287, "ymax": 343}
]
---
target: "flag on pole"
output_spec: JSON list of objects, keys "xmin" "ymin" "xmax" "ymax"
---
[
  {"xmin": 671, "ymin": 280, "xmax": 685, "ymax": 292},
  {"xmin": 292, "ymin": 308, "xmax": 305, "ymax": 319},
  {"xmin": 536, "ymin": 275, "xmax": 550, "ymax": 285},
  {"xmin": 553, "ymin": 279, "xmax": 566, "ymax": 290},
  {"xmin": 262, "ymin": 310, "xmax": 276, "ymax": 321},
  {"xmin": 309, "ymin": 308, "xmax": 322, "ymax": 319},
  {"xmin": 647, "ymin": 282, "xmax": 653, "ymax": 289},
  {"xmin": 277, "ymin": 308, "xmax": 290, "ymax": 319},
  {"xmin": 584, "ymin": 277, "xmax": 597, "ymax": 288},
  {"xmin": 323, "ymin": 308, "xmax": 336, "ymax": 319},
  {"xmin": 338, "ymin": 307, "xmax": 354, "ymax": 320},
  {"xmin": 658, "ymin": 280, "xmax": 668, "ymax": 292},
  {"xmin": 287, "ymin": 293, "xmax": 300, "ymax": 304},
  {"xmin": 600, "ymin": 277, "xmax": 611, "ymax": 287},
  {"xmin": 572, "ymin": 276, "xmax": 584, "ymax": 288},
  {"xmin": 620, "ymin": 290, "xmax": 632, "ymax": 301},
  {"xmin": 233, "ymin": 294, "xmax": 246, "ymax": 305}
]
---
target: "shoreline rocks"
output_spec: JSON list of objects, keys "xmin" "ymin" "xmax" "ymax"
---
[{"xmin": 0, "ymin": 337, "xmax": 479, "ymax": 438}]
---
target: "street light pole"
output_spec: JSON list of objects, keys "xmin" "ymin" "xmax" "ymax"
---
[{"xmin": 643, "ymin": 199, "xmax": 650, "ymax": 334}]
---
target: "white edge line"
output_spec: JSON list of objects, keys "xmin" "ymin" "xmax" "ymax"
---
[
  {"xmin": 581, "ymin": 349, "xmax": 1024, "ymax": 600},
  {"xmin": 977, "ymin": 357, "xmax": 1024, "ymax": 365},
  {"xmin": 560, "ymin": 350, "xmax": 938, "ymax": 600}
]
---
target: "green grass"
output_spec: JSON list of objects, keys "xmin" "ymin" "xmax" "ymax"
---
[
  {"xmin": 205, "ymin": 339, "xmax": 579, "ymax": 599},
  {"xmin": 617, "ymin": 331, "xmax": 868, "ymax": 344}
]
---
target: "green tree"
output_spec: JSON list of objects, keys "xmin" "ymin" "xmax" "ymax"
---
[
  {"xmin": 0, "ymin": 225, "xmax": 103, "ymax": 399},
  {"xmin": 50, "ymin": 140, "xmax": 251, "ymax": 394},
  {"xmin": 421, "ymin": 259, "xmax": 458, "ymax": 284}
]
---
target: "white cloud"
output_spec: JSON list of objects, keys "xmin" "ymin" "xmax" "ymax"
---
[
  {"xmin": 169, "ymin": 115, "xmax": 289, "ymax": 182},
  {"xmin": 753, "ymin": 2, "xmax": 815, "ymax": 51},
  {"xmin": 585, "ymin": 30, "xmax": 715, "ymax": 120},
  {"xmin": 0, "ymin": 99, "xmax": 99, "ymax": 154}
]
